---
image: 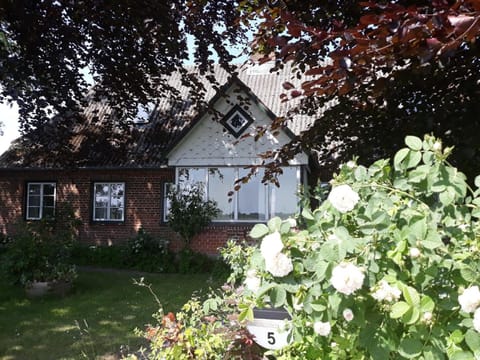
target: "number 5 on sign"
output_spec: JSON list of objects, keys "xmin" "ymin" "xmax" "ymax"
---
[{"xmin": 246, "ymin": 308, "xmax": 292, "ymax": 350}]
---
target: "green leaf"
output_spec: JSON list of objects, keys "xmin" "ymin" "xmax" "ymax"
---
[
  {"xmin": 398, "ymin": 338, "xmax": 423, "ymax": 358},
  {"xmin": 270, "ymin": 286, "xmax": 287, "ymax": 307},
  {"xmin": 402, "ymin": 306, "xmax": 420, "ymax": 325},
  {"xmin": 390, "ymin": 301, "xmax": 411, "ymax": 319},
  {"xmin": 405, "ymin": 136, "xmax": 423, "ymax": 151},
  {"xmin": 402, "ymin": 285, "xmax": 420, "ymax": 306},
  {"xmin": 475, "ymin": 175, "xmax": 480, "ymax": 189},
  {"xmin": 450, "ymin": 351, "xmax": 474, "ymax": 360},
  {"xmin": 238, "ymin": 303, "xmax": 254, "ymax": 322},
  {"xmin": 460, "ymin": 265, "xmax": 478, "ymax": 283},
  {"xmin": 394, "ymin": 148, "xmax": 410, "ymax": 170},
  {"xmin": 450, "ymin": 329, "xmax": 464, "ymax": 344},
  {"xmin": 406, "ymin": 150, "xmax": 422, "ymax": 169},
  {"xmin": 465, "ymin": 329, "xmax": 480, "ymax": 354},
  {"xmin": 268, "ymin": 217, "xmax": 282, "ymax": 232},
  {"xmin": 301, "ymin": 208, "xmax": 314, "ymax": 220},
  {"xmin": 250, "ymin": 224, "xmax": 269, "ymax": 239},
  {"xmin": 420, "ymin": 295, "xmax": 435, "ymax": 313},
  {"xmin": 309, "ymin": 302, "xmax": 326, "ymax": 312},
  {"xmin": 422, "ymin": 231, "xmax": 443, "ymax": 250},
  {"xmin": 439, "ymin": 187, "xmax": 456, "ymax": 206}
]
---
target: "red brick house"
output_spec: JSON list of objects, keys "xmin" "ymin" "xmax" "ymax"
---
[{"xmin": 0, "ymin": 63, "xmax": 313, "ymax": 254}]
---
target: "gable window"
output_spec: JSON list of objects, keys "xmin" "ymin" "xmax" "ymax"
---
[
  {"xmin": 220, "ymin": 105, "xmax": 254, "ymax": 138},
  {"xmin": 176, "ymin": 166, "xmax": 300, "ymax": 222},
  {"xmin": 93, "ymin": 182, "xmax": 125, "ymax": 222},
  {"xmin": 26, "ymin": 182, "xmax": 56, "ymax": 220}
]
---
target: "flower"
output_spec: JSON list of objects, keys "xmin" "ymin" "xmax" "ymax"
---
[
  {"xmin": 328, "ymin": 185, "xmax": 360, "ymax": 213},
  {"xmin": 371, "ymin": 280, "xmax": 402, "ymax": 302},
  {"xmin": 343, "ymin": 308, "xmax": 354, "ymax": 322},
  {"xmin": 287, "ymin": 218, "xmax": 297, "ymax": 228},
  {"xmin": 265, "ymin": 252, "xmax": 294, "ymax": 277},
  {"xmin": 423, "ymin": 312, "xmax": 433, "ymax": 322},
  {"xmin": 458, "ymin": 286, "xmax": 480, "ymax": 313},
  {"xmin": 474, "ymin": 308, "xmax": 480, "ymax": 332},
  {"xmin": 244, "ymin": 269, "xmax": 261, "ymax": 292},
  {"xmin": 330, "ymin": 263, "xmax": 364, "ymax": 295},
  {"xmin": 433, "ymin": 141, "xmax": 442, "ymax": 151},
  {"xmin": 260, "ymin": 231, "xmax": 283, "ymax": 261},
  {"xmin": 313, "ymin": 321, "xmax": 331, "ymax": 336},
  {"xmin": 409, "ymin": 247, "xmax": 421, "ymax": 258}
]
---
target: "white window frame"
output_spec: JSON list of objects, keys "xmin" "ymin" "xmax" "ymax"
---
[
  {"xmin": 173, "ymin": 166, "xmax": 301, "ymax": 222},
  {"xmin": 92, "ymin": 182, "xmax": 125, "ymax": 222},
  {"xmin": 26, "ymin": 182, "xmax": 56, "ymax": 220}
]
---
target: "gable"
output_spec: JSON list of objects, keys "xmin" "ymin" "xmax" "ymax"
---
[{"xmin": 167, "ymin": 79, "xmax": 308, "ymax": 167}]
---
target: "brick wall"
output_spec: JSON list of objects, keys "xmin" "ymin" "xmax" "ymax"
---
[{"xmin": 0, "ymin": 168, "xmax": 254, "ymax": 254}]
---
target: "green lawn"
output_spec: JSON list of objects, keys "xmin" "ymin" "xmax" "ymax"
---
[{"xmin": 0, "ymin": 269, "xmax": 220, "ymax": 360}]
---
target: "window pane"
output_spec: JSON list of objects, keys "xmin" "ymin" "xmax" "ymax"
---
[
  {"xmin": 43, "ymin": 184, "xmax": 55, "ymax": 195},
  {"xmin": 110, "ymin": 208, "xmax": 124, "ymax": 220},
  {"xmin": 238, "ymin": 169, "xmax": 267, "ymax": 221},
  {"xmin": 27, "ymin": 207, "xmax": 40, "ymax": 219},
  {"xmin": 178, "ymin": 168, "xmax": 206, "ymax": 193},
  {"xmin": 271, "ymin": 167, "xmax": 299, "ymax": 218},
  {"xmin": 208, "ymin": 168, "xmax": 234, "ymax": 220},
  {"xmin": 28, "ymin": 184, "xmax": 41, "ymax": 196},
  {"xmin": 28, "ymin": 195, "xmax": 41, "ymax": 207},
  {"xmin": 43, "ymin": 196, "xmax": 55, "ymax": 208},
  {"xmin": 94, "ymin": 208, "xmax": 107, "ymax": 220}
]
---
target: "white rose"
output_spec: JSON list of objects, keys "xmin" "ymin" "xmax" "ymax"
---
[
  {"xmin": 260, "ymin": 231, "xmax": 283, "ymax": 261},
  {"xmin": 265, "ymin": 252, "xmax": 293, "ymax": 277},
  {"xmin": 287, "ymin": 218, "xmax": 297, "ymax": 228},
  {"xmin": 313, "ymin": 321, "xmax": 331, "ymax": 336},
  {"xmin": 328, "ymin": 185, "xmax": 360, "ymax": 213},
  {"xmin": 244, "ymin": 269, "xmax": 261, "ymax": 292},
  {"xmin": 474, "ymin": 308, "xmax": 480, "ymax": 332},
  {"xmin": 330, "ymin": 262, "xmax": 365, "ymax": 295},
  {"xmin": 409, "ymin": 247, "xmax": 421, "ymax": 258},
  {"xmin": 371, "ymin": 280, "xmax": 402, "ymax": 302},
  {"xmin": 342, "ymin": 308, "xmax": 354, "ymax": 322},
  {"xmin": 458, "ymin": 286, "xmax": 480, "ymax": 313}
]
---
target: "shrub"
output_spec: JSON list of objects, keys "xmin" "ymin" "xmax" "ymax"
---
[
  {"xmin": 167, "ymin": 185, "xmax": 219, "ymax": 248},
  {"xmin": 2, "ymin": 204, "xmax": 80, "ymax": 285},
  {"xmin": 136, "ymin": 135, "xmax": 480, "ymax": 359},
  {"xmin": 241, "ymin": 135, "xmax": 480, "ymax": 359}
]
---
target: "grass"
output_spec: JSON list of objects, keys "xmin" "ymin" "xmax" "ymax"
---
[{"xmin": 0, "ymin": 269, "xmax": 221, "ymax": 360}]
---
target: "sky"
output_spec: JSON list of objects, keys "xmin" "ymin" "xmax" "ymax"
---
[{"xmin": 0, "ymin": 102, "xmax": 20, "ymax": 154}]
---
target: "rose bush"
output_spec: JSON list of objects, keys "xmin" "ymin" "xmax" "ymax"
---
[
  {"xmin": 131, "ymin": 135, "xmax": 480, "ymax": 359},
  {"xmin": 240, "ymin": 135, "xmax": 480, "ymax": 359}
]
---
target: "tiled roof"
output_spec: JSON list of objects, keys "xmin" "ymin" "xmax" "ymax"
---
[{"xmin": 0, "ymin": 62, "xmax": 313, "ymax": 169}]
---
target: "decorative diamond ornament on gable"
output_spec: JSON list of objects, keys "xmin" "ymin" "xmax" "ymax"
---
[{"xmin": 220, "ymin": 105, "xmax": 254, "ymax": 138}]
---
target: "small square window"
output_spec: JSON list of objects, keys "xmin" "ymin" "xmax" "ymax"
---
[{"xmin": 220, "ymin": 105, "xmax": 254, "ymax": 138}]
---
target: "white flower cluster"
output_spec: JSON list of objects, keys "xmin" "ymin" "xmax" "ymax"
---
[
  {"xmin": 260, "ymin": 232, "xmax": 293, "ymax": 277},
  {"xmin": 328, "ymin": 184, "xmax": 360, "ymax": 213},
  {"xmin": 330, "ymin": 262, "xmax": 365, "ymax": 295},
  {"xmin": 244, "ymin": 269, "xmax": 261, "ymax": 293},
  {"xmin": 458, "ymin": 286, "xmax": 480, "ymax": 333},
  {"xmin": 371, "ymin": 280, "xmax": 402, "ymax": 302},
  {"xmin": 313, "ymin": 321, "xmax": 331, "ymax": 336}
]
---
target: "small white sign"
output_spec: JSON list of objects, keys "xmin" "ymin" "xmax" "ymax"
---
[{"xmin": 247, "ymin": 317, "xmax": 291, "ymax": 350}]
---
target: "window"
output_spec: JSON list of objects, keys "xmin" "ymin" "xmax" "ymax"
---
[
  {"xmin": 175, "ymin": 167, "xmax": 301, "ymax": 222},
  {"xmin": 93, "ymin": 182, "xmax": 125, "ymax": 222},
  {"xmin": 220, "ymin": 105, "xmax": 254, "ymax": 138},
  {"xmin": 26, "ymin": 182, "xmax": 56, "ymax": 220}
]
